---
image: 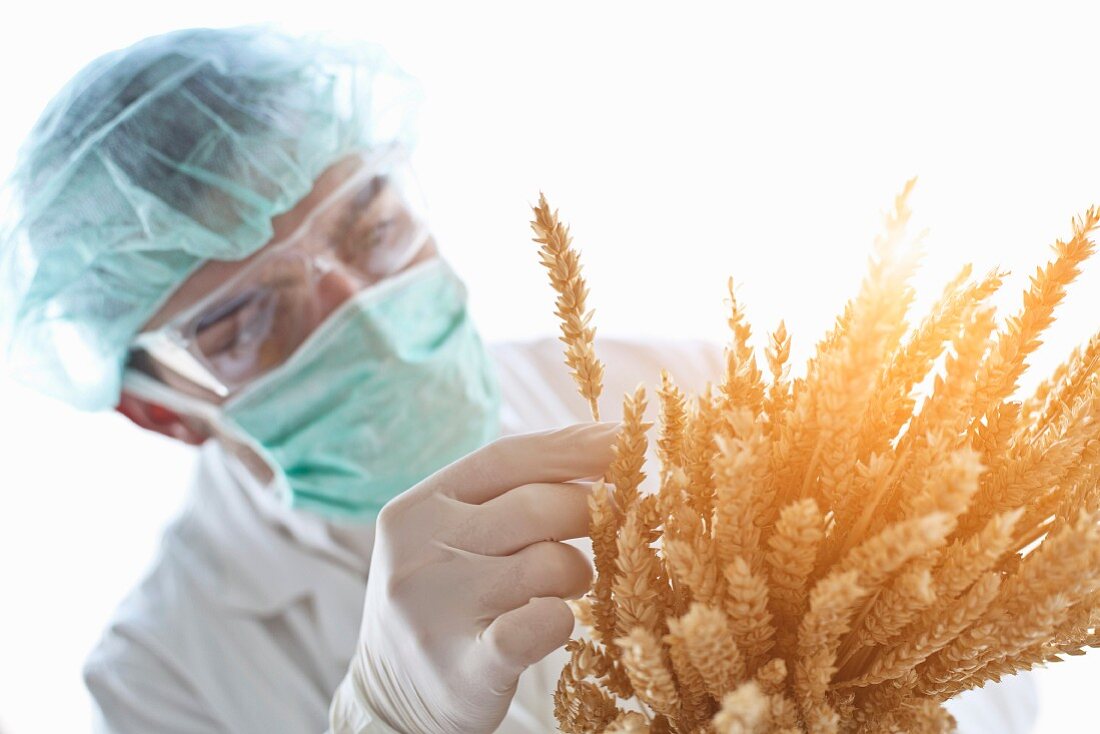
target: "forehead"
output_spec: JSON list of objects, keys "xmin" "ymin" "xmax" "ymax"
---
[{"xmin": 142, "ymin": 154, "xmax": 367, "ymax": 331}]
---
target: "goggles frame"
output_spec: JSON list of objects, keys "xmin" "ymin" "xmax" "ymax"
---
[{"xmin": 126, "ymin": 143, "xmax": 433, "ymax": 401}]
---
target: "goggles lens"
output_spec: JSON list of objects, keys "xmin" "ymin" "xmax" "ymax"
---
[{"xmin": 128, "ymin": 148, "xmax": 434, "ymax": 399}]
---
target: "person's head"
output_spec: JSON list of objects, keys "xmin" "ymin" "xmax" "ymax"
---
[
  {"xmin": 118, "ymin": 146, "xmax": 441, "ymax": 446},
  {"xmin": 1, "ymin": 25, "xmax": 424, "ymax": 413},
  {"xmin": 1, "ymin": 26, "xmax": 502, "ymax": 519}
]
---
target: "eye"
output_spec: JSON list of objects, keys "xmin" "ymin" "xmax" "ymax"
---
[
  {"xmin": 364, "ymin": 218, "xmax": 395, "ymax": 247},
  {"xmin": 194, "ymin": 288, "xmax": 273, "ymax": 357},
  {"xmin": 195, "ymin": 318, "xmax": 238, "ymax": 357},
  {"xmin": 336, "ymin": 215, "xmax": 399, "ymax": 273}
]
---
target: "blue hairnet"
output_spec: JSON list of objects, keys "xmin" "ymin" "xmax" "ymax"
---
[{"xmin": 0, "ymin": 26, "xmax": 423, "ymax": 410}]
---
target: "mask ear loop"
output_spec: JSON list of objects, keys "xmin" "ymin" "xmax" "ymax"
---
[
  {"xmin": 120, "ymin": 370, "xmax": 222, "ymax": 425},
  {"xmin": 121, "ymin": 368, "xmax": 298, "ymax": 504}
]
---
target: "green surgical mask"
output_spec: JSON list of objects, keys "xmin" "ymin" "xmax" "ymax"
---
[{"xmin": 127, "ymin": 258, "xmax": 502, "ymax": 519}]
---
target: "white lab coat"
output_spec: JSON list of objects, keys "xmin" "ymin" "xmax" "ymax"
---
[{"xmin": 84, "ymin": 337, "xmax": 1037, "ymax": 733}]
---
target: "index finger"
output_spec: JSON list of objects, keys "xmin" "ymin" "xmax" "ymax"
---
[{"xmin": 422, "ymin": 422, "xmax": 619, "ymax": 505}]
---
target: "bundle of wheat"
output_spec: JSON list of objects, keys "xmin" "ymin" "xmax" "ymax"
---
[{"xmin": 529, "ymin": 186, "xmax": 1100, "ymax": 733}]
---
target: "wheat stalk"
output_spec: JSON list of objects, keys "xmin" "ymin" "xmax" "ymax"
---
[
  {"xmin": 530, "ymin": 192, "xmax": 605, "ymax": 420},
  {"xmin": 542, "ymin": 185, "xmax": 1100, "ymax": 733}
]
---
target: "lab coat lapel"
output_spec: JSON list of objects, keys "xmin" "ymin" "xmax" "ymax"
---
[{"xmin": 177, "ymin": 441, "xmax": 368, "ymax": 658}]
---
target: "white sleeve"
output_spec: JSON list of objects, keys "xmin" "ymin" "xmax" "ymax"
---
[{"xmin": 85, "ymin": 632, "xmax": 227, "ymax": 734}]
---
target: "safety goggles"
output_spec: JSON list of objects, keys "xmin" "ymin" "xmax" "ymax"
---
[{"xmin": 126, "ymin": 145, "xmax": 434, "ymax": 401}]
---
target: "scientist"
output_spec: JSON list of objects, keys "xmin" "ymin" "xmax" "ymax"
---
[{"xmin": 0, "ymin": 26, "xmax": 1036, "ymax": 734}]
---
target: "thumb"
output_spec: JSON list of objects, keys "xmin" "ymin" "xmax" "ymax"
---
[{"xmin": 480, "ymin": 596, "xmax": 575, "ymax": 688}]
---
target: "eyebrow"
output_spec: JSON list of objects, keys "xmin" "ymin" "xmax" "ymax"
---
[{"xmin": 195, "ymin": 288, "xmax": 260, "ymax": 333}]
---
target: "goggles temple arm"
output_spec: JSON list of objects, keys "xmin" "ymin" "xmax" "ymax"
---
[{"xmin": 129, "ymin": 331, "xmax": 231, "ymax": 399}]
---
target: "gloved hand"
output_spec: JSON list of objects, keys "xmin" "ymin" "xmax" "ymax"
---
[{"xmin": 329, "ymin": 422, "xmax": 619, "ymax": 734}]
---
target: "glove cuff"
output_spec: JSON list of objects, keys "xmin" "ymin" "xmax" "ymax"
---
[{"xmin": 327, "ymin": 654, "xmax": 403, "ymax": 734}]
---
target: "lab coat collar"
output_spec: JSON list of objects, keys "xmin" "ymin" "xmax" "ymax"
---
[{"xmin": 169, "ymin": 440, "xmax": 372, "ymax": 616}]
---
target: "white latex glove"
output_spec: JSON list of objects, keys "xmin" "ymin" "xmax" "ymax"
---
[{"xmin": 329, "ymin": 422, "xmax": 619, "ymax": 734}]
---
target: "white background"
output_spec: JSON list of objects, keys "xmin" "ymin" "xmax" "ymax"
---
[{"xmin": 1, "ymin": 2, "xmax": 1099, "ymax": 732}]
